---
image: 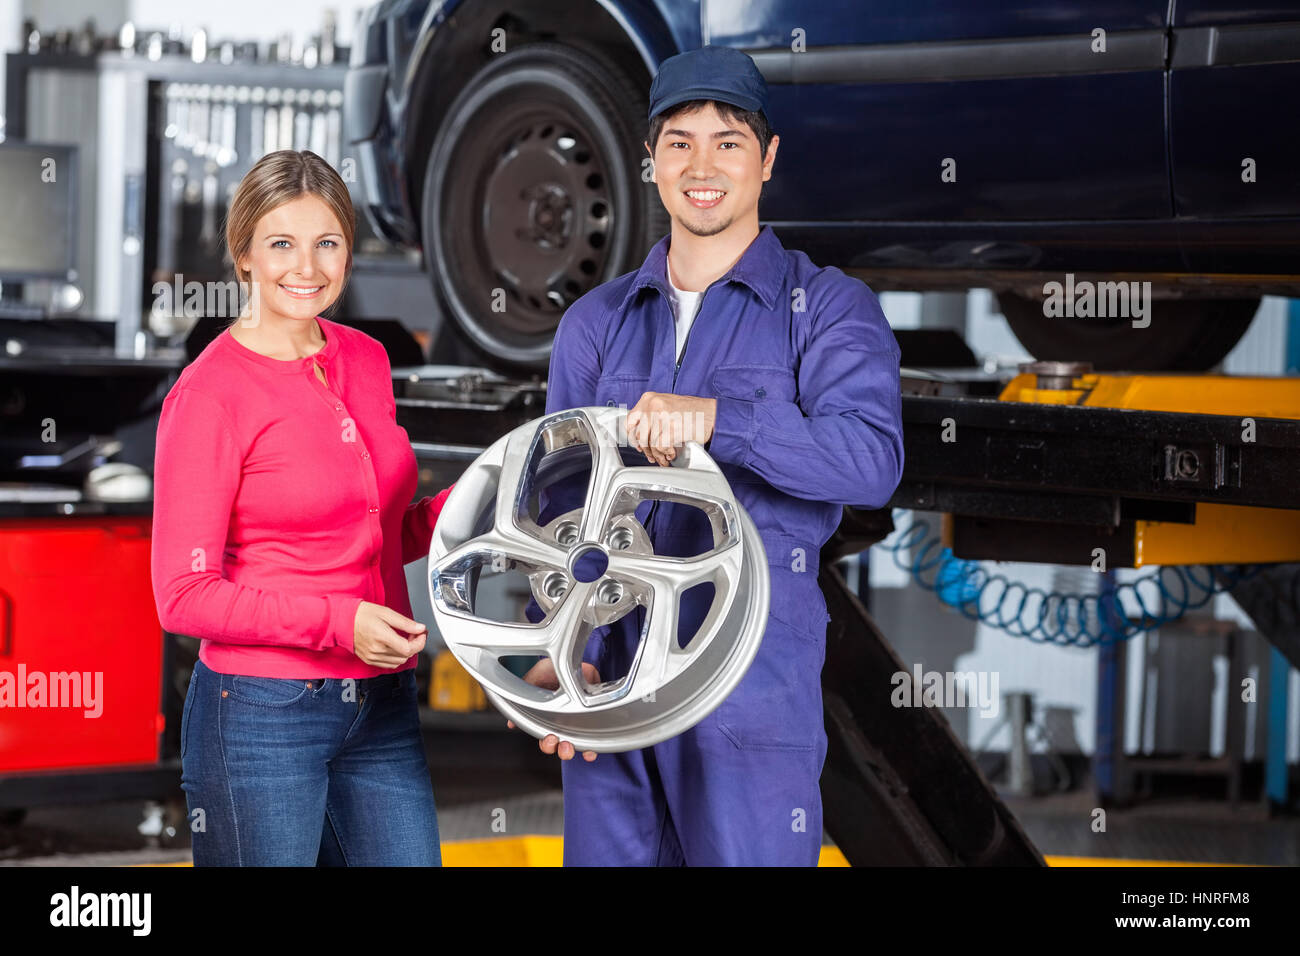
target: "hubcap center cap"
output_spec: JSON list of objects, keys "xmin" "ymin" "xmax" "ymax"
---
[
  {"xmin": 569, "ymin": 543, "xmax": 609, "ymax": 583},
  {"xmin": 524, "ymin": 181, "xmax": 572, "ymax": 248}
]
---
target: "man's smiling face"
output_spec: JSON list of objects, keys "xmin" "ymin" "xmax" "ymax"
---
[{"xmin": 647, "ymin": 101, "xmax": 778, "ymax": 238}]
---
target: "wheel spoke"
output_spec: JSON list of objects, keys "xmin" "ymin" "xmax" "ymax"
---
[
  {"xmin": 434, "ymin": 612, "xmax": 551, "ymax": 654},
  {"xmin": 491, "ymin": 519, "xmax": 570, "ymax": 570},
  {"xmin": 552, "ymin": 619, "xmax": 595, "ymax": 708},
  {"xmin": 606, "ymin": 541, "xmax": 740, "ymax": 596},
  {"xmin": 493, "ymin": 426, "xmax": 540, "ymax": 535},
  {"xmin": 625, "ymin": 581, "xmax": 679, "ymax": 700},
  {"xmin": 542, "ymin": 579, "xmax": 595, "ymax": 664},
  {"xmin": 611, "ymin": 545, "xmax": 741, "ymax": 698},
  {"xmin": 611, "ymin": 464, "xmax": 735, "ymax": 515},
  {"xmin": 435, "ymin": 528, "xmax": 564, "ymax": 580},
  {"xmin": 580, "ymin": 409, "xmax": 629, "ymax": 541}
]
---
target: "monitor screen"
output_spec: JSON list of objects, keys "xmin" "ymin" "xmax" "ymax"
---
[{"xmin": 0, "ymin": 142, "xmax": 77, "ymax": 281}]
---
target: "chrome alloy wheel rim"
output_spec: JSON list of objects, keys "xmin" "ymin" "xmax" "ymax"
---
[{"xmin": 428, "ymin": 406, "xmax": 769, "ymax": 752}]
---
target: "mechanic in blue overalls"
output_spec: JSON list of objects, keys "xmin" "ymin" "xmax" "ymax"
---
[{"xmin": 519, "ymin": 46, "xmax": 904, "ymax": 865}]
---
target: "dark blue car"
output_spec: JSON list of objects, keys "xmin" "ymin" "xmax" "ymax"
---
[{"xmin": 345, "ymin": 0, "xmax": 1300, "ymax": 371}]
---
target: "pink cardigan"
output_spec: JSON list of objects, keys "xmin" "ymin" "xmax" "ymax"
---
[{"xmin": 151, "ymin": 316, "xmax": 451, "ymax": 678}]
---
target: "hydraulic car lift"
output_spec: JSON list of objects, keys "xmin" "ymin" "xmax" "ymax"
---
[{"xmin": 395, "ymin": 358, "xmax": 1300, "ymax": 866}]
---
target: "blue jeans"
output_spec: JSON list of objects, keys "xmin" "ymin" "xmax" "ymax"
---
[{"xmin": 181, "ymin": 658, "xmax": 441, "ymax": 866}]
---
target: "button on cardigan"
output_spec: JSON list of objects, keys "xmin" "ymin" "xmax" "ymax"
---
[{"xmin": 151, "ymin": 316, "xmax": 452, "ymax": 678}]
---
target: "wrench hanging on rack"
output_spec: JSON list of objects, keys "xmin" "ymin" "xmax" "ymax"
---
[
  {"xmin": 309, "ymin": 89, "xmax": 327, "ymax": 157},
  {"xmin": 325, "ymin": 89, "xmax": 343, "ymax": 170},
  {"xmin": 250, "ymin": 86, "xmax": 266, "ymax": 158},
  {"xmin": 278, "ymin": 87, "xmax": 294, "ymax": 151},
  {"xmin": 264, "ymin": 87, "xmax": 281, "ymax": 153},
  {"xmin": 293, "ymin": 89, "xmax": 311, "ymax": 151}
]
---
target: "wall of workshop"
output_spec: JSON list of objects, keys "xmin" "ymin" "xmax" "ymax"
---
[
  {"xmin": 0, "ymin": 0, "xmax": 368, "ymax": 136},
  {"xmin": 126, "ymin": 0, "xmax": 370, "ymax": 47}
]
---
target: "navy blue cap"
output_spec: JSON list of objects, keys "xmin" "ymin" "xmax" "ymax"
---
[{"xmin": 647, "ymin": 46, "xmax": 768, "ymax": 122}]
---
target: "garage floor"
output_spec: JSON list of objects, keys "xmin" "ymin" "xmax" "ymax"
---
[{"xmin": 3, "ymin": 715, "xmax": 1297, "ymax": 866}]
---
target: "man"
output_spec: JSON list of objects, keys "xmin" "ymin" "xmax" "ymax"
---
[{"xmin": 521, "ymin": 46, "xmax": 904, "ymax": 865}]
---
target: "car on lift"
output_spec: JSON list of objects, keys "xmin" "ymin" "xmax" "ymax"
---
[{"xmin": 344, "ymin": 0, "xmax": 1300, "ymax": 372}]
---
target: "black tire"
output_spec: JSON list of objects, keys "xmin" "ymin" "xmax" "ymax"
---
[
  {"xmin": 421, "ymin": 42, "xmax": 668, "ymax": 372},
  {"xmin": 998, "ymin": 293, "xmax": 1259, "ymax": 371}
]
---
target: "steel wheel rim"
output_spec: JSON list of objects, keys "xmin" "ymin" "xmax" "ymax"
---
[{"xmin": 426, "ymin": 64, "xmax": 633, "ymax": 366}]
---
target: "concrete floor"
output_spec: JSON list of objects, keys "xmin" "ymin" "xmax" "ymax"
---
[{"xmin": 3, "ymin": 715, "xmax": 1297, "ymax": 865}]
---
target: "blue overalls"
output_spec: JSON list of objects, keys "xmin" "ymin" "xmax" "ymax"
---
[{"xmin": 535, "ymin": 224, "xmax": 903, "ymax": 865}]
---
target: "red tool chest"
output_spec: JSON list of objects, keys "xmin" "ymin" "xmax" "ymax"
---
[{"xmin": 0, "ymin": 516, "xmax": 163, "ymax": 773}]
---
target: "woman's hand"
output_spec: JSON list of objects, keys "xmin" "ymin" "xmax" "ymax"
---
[
  {"xmin": 353, "ymin": 601, "xmax": 427, "ymax": 668},
  {"xmin": 506, "ymin": 658, "xmax": 601, "ymax": 761}
]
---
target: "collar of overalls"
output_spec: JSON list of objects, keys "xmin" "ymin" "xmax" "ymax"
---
[{"xmin": 617, "ymin": 223, "xmax": 786, "ymax": 314}]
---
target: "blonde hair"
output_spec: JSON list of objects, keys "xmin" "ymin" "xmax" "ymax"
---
[{"xmin": 225, "ymin": 150, "xmax": 355, "ymax": 311}]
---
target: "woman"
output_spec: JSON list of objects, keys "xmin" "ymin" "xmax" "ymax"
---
[{"xmin": 151, "ymin": 149, "xmax": 453, "ymax": 866}]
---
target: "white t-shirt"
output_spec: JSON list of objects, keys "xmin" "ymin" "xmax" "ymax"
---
[{"xmin": 666, "ymin": 273, "xmax": 704, "ymax": 362}]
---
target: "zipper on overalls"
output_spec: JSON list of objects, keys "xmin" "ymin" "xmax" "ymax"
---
[
  {"xmin": 671, "ymin": 303, "xmax": 695, "ymax": 390},
  {"xmin": 644, "ymin": 283, "xmax": 707, "ymax": 533},
  {"xmin": 636, "ymin": 279, "xmax": 718, "ymax": 640}
]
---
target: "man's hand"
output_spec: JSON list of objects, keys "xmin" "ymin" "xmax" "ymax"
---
[
  {"xmin": 353, "ymin": 601, "xmax": 427, "ymax": 668},
  {"xmin": 507, "ymin": 658, "xmax": 601, "ymax": 761},
  {"xmin": 625, "ymin": 392, "xmax": 717, "ymax": 466}
]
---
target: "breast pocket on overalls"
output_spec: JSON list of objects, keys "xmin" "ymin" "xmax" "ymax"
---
[
  {"xmin": 711, "ymin": 364, "xmax": 798, "ymax": 406},
  {"xmin": 594, "ymin": 374, "xmax": 649, "ymax": 410}
]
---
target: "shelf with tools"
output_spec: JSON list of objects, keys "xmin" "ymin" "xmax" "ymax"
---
[
  {"xmin": 2, "ymin": 47, "xmax": 410, "ymax": 351},
  {"xmin": 149, "ymin": 64, "xmax": 350, "ymax": 290}
]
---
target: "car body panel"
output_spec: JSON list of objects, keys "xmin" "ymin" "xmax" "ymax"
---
[{"xmin": 346, "ymin": 0, "xmax": 1300, "ymax": 287}]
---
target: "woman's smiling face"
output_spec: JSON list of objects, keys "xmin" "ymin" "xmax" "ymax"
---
[{"xmin": 237, "ymin": 193, "xmax": 348, "ymax": 324}]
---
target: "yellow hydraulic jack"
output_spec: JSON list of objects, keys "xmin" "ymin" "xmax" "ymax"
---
[{"xmin": 999, "ymin": 361, "xmax": 1300, "ymax": 567}]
